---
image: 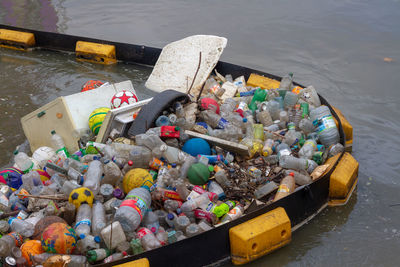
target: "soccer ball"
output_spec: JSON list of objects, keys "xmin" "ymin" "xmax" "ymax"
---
[
  {"xmin": 68, "ymin": 187, "xmax": 94, "ymax": 209},
  {"xmin": 110, "ymin": 90, "xmax": 138, "ymax": 109},
  {"xmin": 81, "ymin": 80, "xmax": 103, "ymax": 92}
]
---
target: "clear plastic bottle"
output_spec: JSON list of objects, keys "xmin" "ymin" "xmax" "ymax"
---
[
  {"xmin": 61, "ymin": 180, "xmax": 80, "ymax": 197},
  {"xmin": 214, "ymin": 169, "xmax": 232, "ymax": 187},
  {"xmin": 262, "ymin": 139, "xmax": 274, "ymax": 157},
  {"xmin": 310, "ymin": 105, "xmax": 339, "ymax": 147},
  {"xmin": 50, "ymin": 130, "xmax": 69, "ymax": 159},
  {"xmin": 300, "ymin": 85, "xmax": 321, "ymax": 107},
  {"xmin": 185, "ymin": 223, "xmax": 200, "ymax": 237},
  {"xmin": 283, "ymin": 170, "xmax": 312, "ymax": 186},
  {"xmin": 329, "ymin": 143, "xmax": 345, "ymax": 157},
  {"xmin": 174, "ymin": 102, "xmax": 186, "ymax": 118},
  {"xmin": 257, "ymin": 110, "xmax": 273, "ymax": 127},
  {"xmin": 87, "ymin": 248, "xmax": 111, "ymax": 264},
  {"xmin": 154, "ymin": 209, "xmax": 169, "ymax": 229},
  {"xmin": 100, "ymin": 221, "xmax": 127, "ymax": 250},
  {"xmin": 100, "ymin": 184, "xmax": 114, "ymax": 201},
  {"xmin": 77, "ymin": 234, "xmax": 100, "ymax": 253},
  {"xmin": 173, "ymin": 215, "xmax": 191, "ymax": 232},
  {"xmin": 142, "ymin": 210, "xmax": 160, "ymax": 233},
  {"xmin": 254, "ymin": 181, "xmax": 279, "ymax": 199},
  {"xmin": 83, "ymin": 160, "xmax": 103, "ymax": 195},
  {"xmin": 276, "ymin": 142, "xmax": 292, "ymax": 158},
  {"xmin": 0, "ymin": 220, "xmax": 9, "ymax": 232},
  {"xmin": 299, "ymin": 118, "xmax": 315, "ymax": 135},
  {"xmin": 279, "ymin": 73, "xmax": 294, "ymax": 91},
  {"xmin": 283, "ymin": 91, "xmax": 298, "ymax": 109},
  {"xmin": 135, "ymin": 134, "xmax": 165, "ymax": 150},
  {"xmin": 34, "ymin": 253, "xmax": 87, "ymax": 266},
  {"xmin": 279, "ymin": 155, "xmax": 318, "ymax": 173},
  {"xmin": 8, "ymin": 217, "xmax": 34, "ymax": 237},
  {"xmin": 136, "ymin": 227, "xmax": 161, "ymax": 251},
  {"xmin": 129, "ymin": 145, "xmax": 152, "ymax": 168},
  {"xmin": 200, "ymin": 110, "xmax": 229, "ymax": 129},
  {"xmin": 164, "ymin": 199, "xmax": 182, "ymax": 212},
  {"xmin": 174, "ymin": 179, "xmax": 190, "ymax": 200},
  {"xmin": 180, "ymin": 193, "xmax": 212, "ymax": 212},
  {"xmin": 165, "ymin": 212, "xmax": 177, "ymax": 229},
  {"xmin": 21, "ymin": 171, "xmax": 42, "ymax": 193},
  {"xmin": 67, "ymin": 158, "xmax": 87, "ymax": 174},
  {"xmin": 220, "ymin": 205, "xmax": 244, "ymax": 224},
  {"xmin": 114, "ymin": 187, "xmax": 151, "ymax": 232},
  {"xmin": 104, "ymin": 252, "xmax": 128, "ymax": 263},
  {"xmin": 266, "ymin": 100, "xmax": 281, "ymax": 120},
  {"xmin": 130, "ymin": 238, "xmax": 144, "ymax": 255},
  {"xmin": 159, "ymin": 144, "xmax": 182, "ymax": 164},
  {"xmin": 92, "ymin": 201, "xmax": 106, "ymax": 237},
  {"xmin": 298, "ymin": 139, "xmax": 317, "ymax": 159},
  {"xmin": 208, "ymin": 180, "xmax": 225, "ymax": 200},
  {"xmin": 102, "ymin": 160, "xmax": 122, "ymax": 186},
  {"xmin": 0, "ymin": 232, "xmax": 22, "ymax": 257},
  {"xmin": 13, "ymin": 150, "xmax": 34, "ymax": 173},
  {"xmin": 274, "ymin": 172, "xmax": 295, "ymax": 201},
  {"xmin": 284, "ymin": 122, "xmax": 302, "ymax": 146},
  {"xmin": 155, "ymin": 226, "xmax": 168, "ymax": 245},
  {"xmin": 75, "ymin": 203, "xmax": 92, "ymax": 239},
  {"xmin": 220, "ymin": 98, "xmax": 237, "ymax": 117}
]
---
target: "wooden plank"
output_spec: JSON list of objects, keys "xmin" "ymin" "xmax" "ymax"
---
[{"xmin": 185, "ymin": 130, "xmax": 250, "ymax": 156}]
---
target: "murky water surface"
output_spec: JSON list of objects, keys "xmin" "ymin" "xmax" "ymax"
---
[{"xmin": 1, "ymin": 0, "xmax": 400, "ymax": 266}]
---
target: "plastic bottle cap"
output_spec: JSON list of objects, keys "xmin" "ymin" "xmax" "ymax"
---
[
  {"xmin": 122, "ymin": 251, "xmax": 128, "ymax": 256},
  {"xmin": 243, "ymin": 118, "xmax": 248, "ymax": 123},
  {"xmin": 128, "ymin": 160, "xmax": 133, "ymax": 166},
  {"xmin": 79, "ymin": 234, "xmax": 86, "ymax": 239},
  {"xmin": 103, "ymin": 159, "xmax": 110, "ymax": 164},
  {"xmin": 167, "ymin": 213, "xmax": 174, "ymax": 220},
  {"xmin": 171, "ymin": 163, "xmax": 177, "ymax": 168},
  {"xmin": 51, "ymin": 130, "xmax": 56, "ymax": 135},
  {"xmin": 289, "ymin": 172, "xmax": 294, "ymax": 177},
  {"xmin": 208, "ymin": 166, "xmax": 214, "ymax": 172},
  {"xmin": 13, "ymin": 150, "xmax": 18, "ymax": 155},
  {"xmin": 175, "ymin": 126, "xmax": 180, "ymax": 131},
  {"xmin": 94, "ymin": 236, "xmax": 101, "ymax": 243},
  {"xmin": 176, "ymin": 208, "xmax": 182, "ymax": 215}
]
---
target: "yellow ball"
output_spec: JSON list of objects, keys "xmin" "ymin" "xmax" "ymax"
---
[
  {"xmin": 88, "ymin": 107, "xmax": 110, "ymax": 135},
  {"xmin": 123, "ymin": 168, "xmax": 154, "ymax": 193},
  {"xmin": 68, "ymin": 187, "xmax": 94, "ymax": 209}
]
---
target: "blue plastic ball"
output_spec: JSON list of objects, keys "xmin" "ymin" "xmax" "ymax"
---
[{"xmin": 182, "ymin": 138, "xmax": 211, "ymax": 157}]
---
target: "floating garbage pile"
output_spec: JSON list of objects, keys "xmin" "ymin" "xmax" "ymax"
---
[{"xmin": 0, "ymin": 72, "xmax": 345, "ymax": 266}]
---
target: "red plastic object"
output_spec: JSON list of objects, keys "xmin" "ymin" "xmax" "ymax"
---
[
  {"xmin": 160, "ymin": 126, "xmax": 180, "ymax": 138},
  {"xmin": 200, "ymin": 98, "xmax": 220, "ymax": 114}
]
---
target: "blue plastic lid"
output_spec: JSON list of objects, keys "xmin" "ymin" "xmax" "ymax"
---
[
  {"xmin": 171, "ymin": 163, "xmax": 177, "ymax": 168},
  {"xmin": 243, "ymin": 118, "xmax": 248, "ymax": 123},
  {"xmin": 93, "ymin": 156, "xmax": 100, "ymax": 161},
  {"xmin": 94, "ymin": 236, "xmax": 101, "ymax": 243},
  {"xmin": 103, "ymin": 159, "xmax": 110, "ymax": 164},
  {"xmin": 78, "ymin": 176, "xmax": 84, "ymax": 185},
  {"xmin": 176, "ymin": 208, "xmax": 182, "ymax": 215},
  {"xmin": 167, "ymin": 213, "xmax": 174, "ymax": 220},
  {"xmin": 79, "ymin": 234, "xmax": 86, "ymax": 239}
]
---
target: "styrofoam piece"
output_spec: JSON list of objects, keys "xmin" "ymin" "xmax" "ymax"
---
[{"xmin": 145, "ymin": 35, "xmax": 227, "ymax": 97}]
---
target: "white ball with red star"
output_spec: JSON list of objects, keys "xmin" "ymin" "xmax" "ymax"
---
[{"xmin": 110, "ymin": 90, "xmax": 138, "ymax": 109}]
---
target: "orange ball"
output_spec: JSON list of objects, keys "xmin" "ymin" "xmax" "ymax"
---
[{"xmin": 21, "ymin": 240, "xmax": 44, "ymax": 266}]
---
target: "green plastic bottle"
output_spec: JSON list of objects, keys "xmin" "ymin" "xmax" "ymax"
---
[
  {"xmin": 248, "ymin": 88, "xmax": 267, "ymax": 111},
  {"xmin": 212, "ymin": 200, "xmax": 236, "ymax": 218},
  {"xmin": 87, "ymin": 248, "xmax": 111, "ymax": 263},
  {"xmin": 131, "ymin": 238, "xmax": 144, "ymax": 255}
]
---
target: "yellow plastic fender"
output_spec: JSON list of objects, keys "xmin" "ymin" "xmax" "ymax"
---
[
  {"xmin": 229, "ymin": 207, "xmax": 291, "ymax": 265},
  {"xmin": 0, "ymin": 29, "xmax": 35, "ymax": 50},
  {"xmin": 75, "ymin": 41, "xmax": 117, "ymax": 65},
  {"xmin": 114, "ymin": 258, "xmax": 149, "ymax": 267}
]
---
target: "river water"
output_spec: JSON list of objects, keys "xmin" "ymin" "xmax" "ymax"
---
[{"xmin": 1, "ymin": 1, "xmax": 400, "ymax": 266}]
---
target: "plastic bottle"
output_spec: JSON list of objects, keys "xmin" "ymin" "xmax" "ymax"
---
[
  {"xmin": 279, "ymin": 73, "xmax": 293, "ymax": 91},
  {"xmin": 100, "ymin": 221, "xmax": 127, "ymax": 250},
  {"xmin": 329, "ymin": 143, "xmax": 345, "ymax": 157},
  {"xmin": 173, "ymin": 215, "xmax": 191, "ymax": 232},
  {"xmin": 92, "ymin": 201, "xmax": 106, "ymax": 237},
  {"xmin": 276, "ymin": 142, "xmax": 292, "ymax": 158},
  {"xmin": 174, "ymin": 179, "xmax": 190, "ymax": 200},
  {"xmin": 256, "ymin": 110, "xmax": 273, "ymax": 127},
  {"xmin": 83, "ymin": 160, "xmax": 103, "ymax": 195},
  {"xmin": 199, "ymin": 110, "xmax": 229, "ymax": 129},
  {"xmin": 266, "ymin": 100, "xmax": 280, "ymax": 120},
  {"xmin": 164, "ymin": 199, "xmax": 182, "ymax": 212},
  {"xmin": 185, "ymin": 223, "xmax": 200, "ymax": 237},
  {"xmin": 283, "ymin": 170, "xmax": 312, "ymax": 186},
  {"xmin": 174, "ymin": 102, "xmax": 185, "ymax": 118},
  {"xmin": 75, "ymin": 203, "xmax": 92, "ymax": 239},
  {"xmin": 310, "ymin": 105, "xmax": 340, "ymax": 147},
  {"xmin": 114, "ymin": 187, "xmax": 151, "ymax": 232},
  {"xmin": 142, "ymin": 210, "xmax": 160, "ymax": 233},
  {"xmin": 77, "ymin": 234, "xmax": 100, "ymax": 253},
  {"xmin": 136, "ymin": 227, "xmax": 162, "ymax": 251},
  {"xmin": 181, "ymin": 193, "xmax": 214, "ymax": 212},
  {"xmin": 34, "ymin": 253, "xmax": 87, "ymax": 265},
  {"xmin": 207, "ymin": 181, "xmax": 225, "ymax": 200},
  {"xmin": 300, "ymin": 85, "xmax": 321, "ymax": 107},
  {"xmin": 8, "ymin": 217, "xmax": 34, "ymax": 237},
  {"xmin": 0, "ymin": 220, "xmax": 9, "ymax": 232},
  {"xmin": 104, "ymin": 251, "xmax": 128, "ymax": 263},
  {"xmin": 274, "ymin": 172, "xmax": 295, "ymax": 201},
  {"xmin": 129, "ymin": 145, "xmax": 152, "ymax": 168},
  {"xmin": 299, "ymin": 139, "xmax": 317, "ymax": 159},
  {"xmin": 212, "ymin": 200, "xmax": 236, "ymax": 218},
  {"xmin": 165, "ymin": 213, "xmax": 177, "ymax": 228},
  {"xmin": 135, "ymin": 134, "xmax": 165, "ymax": 150},
  {"xmin": 249, "ymin": 88, "xmax": 268, "ymax": 111},
  {"xmin": 21, "ymin": 171, "xmax": 42, "ymax": 193},
  {"xmin": 130, "ymin": 238, "xmax": 144, "ymax": 255},
  {"xmin": 102, "ymin": 160, "xmax": 122, "ymax": 185},
  {"xmin": 0, "ymin": 232, "xmax": 23, "ymax": 257},
  {"xmin": 156, "ymin": 226, "xmax": 168, "ymax": 245},
  {"xmin": 154, "ymin": 209, "xmax": 169, "ymax": 229},
  {"xmin": 99, "ymin": 184, "xmax": 114, "ymax": 201},
  {"xmin": 284, "ymin": 122, "xmax": 302, "ymax": 146},
  {"xmin": 214, "ymin": 169, "xmax": 232, "ymax": 187},
  {"xmin": 299, "ymin": 118, "xmax": 315, "ymax": 135},
  {"xmin": 284, "ymin": 91, "xmax": 298, "ymax": 109},
  {"xmin": 262, "ymin": 139, "xmax": 274, "ymax": 157},
  {"xmin": 122, "ymin": 160, "xmax": 134, "ymax": 174},
  {"xmin": 14, "ymin": 151, "xmax": 35, "ymax": 175},
  {"xmin": 160, "ymin": 144, "xmax": 182, "ymax": 164},
  {"xmin": 87, "ymin": 248, "xmax": 111, "ymax": 264},
  {"xmin": 279, "ymin": 155, "xmax": 317, "ymax": 173},
  {"xmin": 50, "ymin": 130, "xmax": 69, "ymax": 159},
  {"xmin": 220, "ymin": 205, "xmax": 244, "ymax": 224}
]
